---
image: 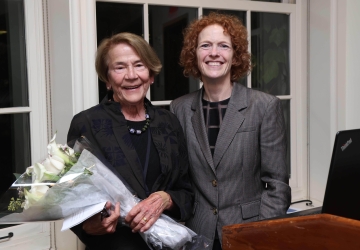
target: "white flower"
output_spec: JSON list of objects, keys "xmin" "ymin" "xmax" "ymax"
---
[
  {"xmin": 26, "ymin": 166, "xmax": 34, "ymax": 175},
  {"xmin": 33, "ymin": 162, "xmax": 63, "ymax": 182},
  {"xmin": 47, "ymin": 134, "xmax": 73, "ymax": 165},
  {"xmin": 42, "ymin": 155, "xmax": 65, "ymax": 175},
  {"xmin": 60, "ymin": 144, "xmax": 75, "ymax": 156},
  {"xmin": 23, "ymin": 185, "xmax": 49, "ymax": 210}
]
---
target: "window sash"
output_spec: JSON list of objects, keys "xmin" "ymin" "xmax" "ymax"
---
[
  {"xmin": 92, "ymin": 0, "xmax": 305, "ymax": 201},
  {"xmin": 0, "ymin": 0, "xmax": 51, "ymax": 247},
  {"xmin": 64, "ymin": 0, "xmax": 306, "ymax": 203}
]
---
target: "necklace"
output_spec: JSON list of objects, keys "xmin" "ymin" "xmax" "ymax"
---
[{"xmin": 127, "ymin": 105, "xmax": 150, "ymax": 135}]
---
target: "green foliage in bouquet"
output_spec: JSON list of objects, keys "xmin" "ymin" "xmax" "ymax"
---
[{"xmin": 8, "ymin": 197, "xmax": 24, "ymax": 212}]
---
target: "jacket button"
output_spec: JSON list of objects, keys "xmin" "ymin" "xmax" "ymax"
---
[
  {"xmin": 212, "ymin": 207, "xmax": 218, "ymax": 215},
  {"xmin": 212, "ymin": 179, "xmax": 217, "ymax": 187}
]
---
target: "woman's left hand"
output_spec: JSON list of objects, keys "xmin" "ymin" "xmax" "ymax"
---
[
  {"xmin": 125, "ymin": 191, "xmax": 172, "ymax": 233},
  {"xmin": 82, "ymin": 201, "xmax": 120, "ymax": 235}
]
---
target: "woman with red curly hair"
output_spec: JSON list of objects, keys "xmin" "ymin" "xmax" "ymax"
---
[{"xmin": 170, "ymin": 12, "xmax": 291, "ymax": 250}]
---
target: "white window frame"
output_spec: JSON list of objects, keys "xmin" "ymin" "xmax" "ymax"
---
[
  {"xmin": 0, "ymin": 1, "xmax": 308, "ymax": 249},
  {"xmin": 81, "ymin": 0, "xmax": 308, "ymax": 202},
  {"xmin": 0, "ymin": 0, "xmax": 53, "ymax": 249},
  {"xmin": 46, "ymin": 2, "xmax": 309, "ymax": 248}
]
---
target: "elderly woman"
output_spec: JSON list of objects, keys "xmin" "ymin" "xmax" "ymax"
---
[
  {"xmin": 170, "ymin": 12, "xmax": 291, "ymax": 250},
  {"xmin": 67, "ymin": 32, "xmax": 193, "ymax": 250}
]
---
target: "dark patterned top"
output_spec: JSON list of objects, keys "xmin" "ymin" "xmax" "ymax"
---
[
  {"xmin": 67, "ymin": 92, "xmax": 193, "ymax": 250},
  {"xmin": 202, "ymin": 98, "xmax": 230, "ymax": 156}
]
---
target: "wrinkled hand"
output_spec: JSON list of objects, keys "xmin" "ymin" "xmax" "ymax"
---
[
  {"xmin": 125, "ymin": 191, "xmax": 172, "ymax": 233},
  {"xmin": 82, "ymin": 201, "xmax": 120, "ymax": 235}
]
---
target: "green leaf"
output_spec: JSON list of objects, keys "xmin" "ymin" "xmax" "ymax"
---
[
  {"xmin": 263, "ymin": 62, "xmax": 279, "ymax": 84},
  {"xmin": 13, "ymin": 173, "xmax": 21, "ymax": 179},
  {"xmin": 264, "ymin": 48, "xmax": 286, "ymax": 65},
  {"xmin": 264, "ymin": 23, "xmax": 271, "ymax": 33},
  {"xmin": 84, "ymin": 168, "xmax": 93, "ymax": 176},
  {"xmin": 42, "ymin": 172, "xmax": 60, "ymax": 182},
  {"xmin": 264, "ymin": 49, "xmax": 278, "ymax": 64},
  {"xmin": 269, "ymin": 27, "xmax": 286, "ymax": 47}
]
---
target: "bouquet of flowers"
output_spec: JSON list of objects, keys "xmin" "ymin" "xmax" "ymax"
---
[
  {"xmin": 0, "ymin": 135, "xmax": 210, "ymax": 250},
  {"xmin": 0, "ymin": 134, "xmax": 94, "ymax": 222},
  {"xmin": 5, "ymin": 134, "xmax": 80, "ymax": 213}
]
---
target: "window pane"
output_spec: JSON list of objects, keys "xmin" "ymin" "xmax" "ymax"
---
[
  {"xmin": 0, "ymin": 0, "xmax": 28, "ymax": 108},
  {"xmin": 96, "ymin": 2, "xmax": 143, "ymax": 102},
  {"xmin": 251, "ymin": 12, "xmax": 290, "ymax": 95},
  {"xmin": 281, "ymin": 100, "xmax": 291, "ymax": 178},
  {"xmin": 203, "ymin": 9, "xmax": 246, "ymax": 27},
  {"xmin": 149, "ymin": 6, "xmax": 198, "ymax": 101},
  {"xmin": 0, "ymin": 113, "xmax": 31, "ymax": 198},
  {"xmin": 0, "ymin": 113, "xmax": 31, "ymax": 228}
]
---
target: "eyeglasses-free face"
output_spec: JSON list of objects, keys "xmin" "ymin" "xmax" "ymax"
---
[
  {"xmin": 106, "ymin": 43, "xmax": 154, "ymax": 107},
  {"xmin": 197, "ymin": 24, "xmax": 234, "ymax": 84}
]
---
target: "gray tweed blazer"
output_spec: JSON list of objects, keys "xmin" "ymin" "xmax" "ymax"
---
[{"xmin": 170, "ymin": 82, "xmax": 291, "ymax": 248}]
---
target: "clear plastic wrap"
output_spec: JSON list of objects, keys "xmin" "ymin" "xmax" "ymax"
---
[{"xmin": 0, "ymin": 136, "xmax": 210, "ymax": 250}]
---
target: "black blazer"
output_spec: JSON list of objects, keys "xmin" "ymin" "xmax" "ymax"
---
[{"xmin": 67, "ymin": 94, "xmax": 193, "ymax": 250}]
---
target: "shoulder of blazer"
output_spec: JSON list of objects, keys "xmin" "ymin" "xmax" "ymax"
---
[
  {"xmin": 70, "ymin": 104, "xmax": 103, "ymax": 124},
  {"xmin": 171, "ymin": 90, "xmax": 201, "ymax": 112},
  {"xmin": 75, "ymin": 103, "xmax": 106, "ymax": 116},
  {"xmin": 237, "ymin": 84, "xmax": 279, "ymax": 106}
]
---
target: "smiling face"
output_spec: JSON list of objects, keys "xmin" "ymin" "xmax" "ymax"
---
[
  {"xmin": 197, "ymin": 24, "xmax": 233, "ymax": 84},
  {"xmin": 106, "ymin": 43, "xmax": 153, "ymax": 107}
]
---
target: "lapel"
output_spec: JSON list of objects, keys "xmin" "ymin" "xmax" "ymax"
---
[
  {"xmin": 191, "ymin": 88, "xmax": 216, "ymax": 173},
  {"xmin": 213, "ymin": 83, "xmax": 248, "ymax": 168},
  {"xmin": 103, "ymin": 102, "xmax": 148, "ymax": 197}
]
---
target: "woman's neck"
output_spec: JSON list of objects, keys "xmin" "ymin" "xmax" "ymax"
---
[
  {"xmin": 202, "ymin": 80, "xmax": 233, "ymax": 102},
  {"xmin": 121, "ymin": 103, "xmax": 146, "ymax": 121}
]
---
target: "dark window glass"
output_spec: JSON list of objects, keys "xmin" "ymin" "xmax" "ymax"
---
[
  {"xmin": 203, "ymin": 9, "xmax": 246, "ymax": 26},
  {"xmin": 0, "ymin": 0, "xmax": 28, "ymax": 108},
  {"xmin": 0, "ymin": 0, "xmax": 30, "ymax": 229},
  {"xmin": 281, "ymin": 100, "xmax": 291, "ymax": 178},
  {"xmin": 96, "ymin": 2, "xmax": 143, "ymax": 102},
  {"xmin": 149, "ymin": 6, "xmax": 198, "ymax": 101},
  {"xmin": 154, "ymin": 105, "xmax": 170, "ymax": 111},
  {"xmin": 251, "ymin": 12, "xmax": 290, "ymax": 95},
  {"xmin": 0, "ymin": 113, "xmax": 31, "ymax": 203}
]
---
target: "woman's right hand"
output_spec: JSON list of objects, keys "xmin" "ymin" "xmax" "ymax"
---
[
  {"xmin": 82, "ymin": 201, "xmax": 120, "ymax": 235},
  {"xmin": 125, "ymin": 191, "xmax": 172, "ymax": 233}
]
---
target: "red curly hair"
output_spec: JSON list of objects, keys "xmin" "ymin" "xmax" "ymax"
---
[{"xmin": 180, "ymin": 12, "xmax": 252, "ymax": 82}]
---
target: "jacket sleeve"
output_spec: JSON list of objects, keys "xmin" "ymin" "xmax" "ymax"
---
[
  {"xmin": 259, "ymin": 97, "xmax": 291, "ymax": 219},
  {"xmin": 67, "ymin": 111, "xmax": 105, "ymax": 156},
  {"xmin": 164, "ymin": 116, "xmax": 194, "ymax": 222},
  {"xmin": 67, "ymin": 113, "xmax": 84, "ymax": 146}
]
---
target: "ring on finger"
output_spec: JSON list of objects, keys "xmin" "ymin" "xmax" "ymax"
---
[{"xmin": 143, "ymin": 217, "xmax": 147, "ymax": 222}]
